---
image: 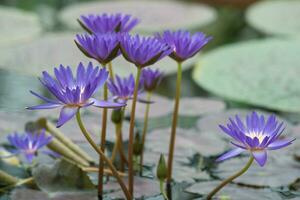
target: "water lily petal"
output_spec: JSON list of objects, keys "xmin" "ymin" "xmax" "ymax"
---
[
  {"xmin": 56, "ymin": 106, "xmax": 78, "ymax": 128},
  {"xmin": 216, "ymin": 148, "xmax": 244, "ymax": 162}
]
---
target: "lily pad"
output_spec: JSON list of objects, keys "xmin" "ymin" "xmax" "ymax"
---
[
  {"xmin": 193, "ymin": 38, "xmax": 300, "ymax": 112},
  {"xmin": 0, "ymin": 33, "xmax": 194, "ymax": 77},
  {"xmin": 11, "ymin": 189, "xmax": 98, "ymax": 200},
  {"xmin": 59, "ymin": 0, "xmax": 217, "ymax": 34},
  {"xmin": 0, "ymin": 6, "xmax": 42, "ymax": 47},
  {"xmin": 145, "ymin": 127, "xmax": 226, "ymax": 158},
  {"xmin": 185, "ymin": 181, "xmax": 281, "ymax": 200},
  {"xmin": 179, "ymin": 97, "xmax": 225, "ymax": 117},
  {"xmin": 32, "ymin": 159, "xmax": 95, "ymax": 194},
  {"xmin": 215, "ymin": 151, "xmax": 299, "ymax": 188},
  {"xmin": 126, "ymin": 95, "xmax": 173, "ymax": 119},
  {"xmin": 106, "ymin": 176, "xmax": 160, "ymax": 199},
  {"xmin": 246, "ymin": 0, "xmax": 300, "ymax": 36}
]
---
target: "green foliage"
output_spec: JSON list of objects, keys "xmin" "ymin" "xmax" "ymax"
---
[
  {"xmin": 246, "ymin": 0, "xmax": 300, "ymax": 36},
  {"xmin": 32, "ymin": 159, "xmax": 94, "ymax": 194},
  {"xmin": 193, "ymin": 38, "xmax": 300, "ymax": 113}
]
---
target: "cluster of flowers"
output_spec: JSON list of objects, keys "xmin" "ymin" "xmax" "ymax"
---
[{"xmin": 3, "ymin": 13, "xmax": 295, "ymax": 200}]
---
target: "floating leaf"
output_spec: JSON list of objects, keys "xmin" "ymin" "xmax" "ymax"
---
[
  {"xmin": 127, "ymin": 95, "xmax": 173, "ymax": 119},
  {"xmin": 59, "ymin": 0, "xmax": 216, "ymax": 34},
  {"xmin": 32, "ymin": 159, "xmax": 94, "ymax": 194},
  {"xmin": 11, "ymin": 189, "xmax": 99, "ymax": 200},
  {"xmin": 193, "ymin": 39, "xmax": 300, "ymax": 112},
  {"xmin": 0, "ymin": 33, "xmax": 195, "ymax": 77},
  {"xmin": 106, "ymin": 176, "xmax": 160, "ymax": 199},
  {"xmin": 145, "ymin": 127, "xmax": 226, "ymax": 158},
  {"xmin": 0, "ymin": 6, "xmax": 41, "ymax": 47},
  {"xmin": 179, "ymin": 97, "xmax": 225, "ymax": 117},
  {"xmin": 246, "ymin": 0, "xmax": 300, "ymax": 36},
  {"xmin": 185, "ymin": 181, "xmax": 282, "ymax": 200}
]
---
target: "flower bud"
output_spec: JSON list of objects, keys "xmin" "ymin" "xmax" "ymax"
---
[
  {"xmin": 156, "ymin": 154, "xmax": 168, "ymax": 181},
  {"xmin": 111, "ymin": 109, "xmax": 123, "ymax": 124}
]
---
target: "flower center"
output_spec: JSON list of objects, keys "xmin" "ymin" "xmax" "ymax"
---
[{"xmin": 246, "ymin": 131, "xmax": 265, "ymax": 143}]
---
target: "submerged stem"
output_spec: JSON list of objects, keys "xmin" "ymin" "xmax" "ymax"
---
[
  {"xmin": 128, "ymin": 67, "xmax": 142, "ymax": 196},
  {"xmin": 206, "ymin": 156, "xmax": 254, "ymax": 200},
  {"xmin": 167, "ymin": 62, "xmax": 182, "ymax": 183},
  {"xmin": 139, "ymin": 91, "xmax": 152, "ymax": 175},
  {"xmin": 76, "ymin": 111, "xmax": 131, "ymax": 200}
]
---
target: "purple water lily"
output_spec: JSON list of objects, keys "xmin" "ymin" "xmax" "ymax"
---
[
  {"xmin": 141, "ymin": 68, "xmax": 163, "ymax": 92},
  {"xmin": 75, "ymin": 33, "xmax": 120, "ymax": 65},
  {"xmin": 79, "ymin": 13, "xmax": 139, "ymax": 34},
  {"xmin": 7, "ymin": 130, "xmax": 54, "ymax": 163},
  {"xmin": 107, "ymin": 74, "xmax": 146, "ymax": 104},
  {"xmin": 119, "ymin": 34, "xmax": 172, "ymax": 68},
  {"xmin": 217, "ymin": 111, "xmax": 295, "ymax": 166},
  {"xmin": 27, "ymin": 62, "xmax": 124, "ymax": 127},
  {"xmin": 155, "ymin": 30, "xmax": 212, "ymax": 62}
]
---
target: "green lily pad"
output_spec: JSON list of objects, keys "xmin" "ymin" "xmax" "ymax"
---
[
  {"xmin": 11, "ymin": 189, "xmax": 99, "ymax": 200},
  {"xmin": 32, "ymin": 159, "xmax": 95, "ymax": 194},
  {"xmin": 246, "ymin": 0, "xmax": 300, "ymax": 36},
  {"xmin": 215, "ymin": 151, "xmax": 299, "ymax": 188},
  {"xmin": 0, "ymin": 6, "xmax": 42, "ymax": 47},
  {"xmin": 193, "ymin": 38, "xmax": 300, "ymax": 113},
  {"xmin": 185, "ymin": 181, "xmax": 281, "ymax": 200},
  {"xmin": 59, "ymin": 0, "xmax": 216, "ymax": 34},
  {"xmin": 106, "ymin": 176, "xmax": 160, "ymax": 199},
  {"xmin": 0, "ymin": 33, "xmax": 194, "ymax": 77},
  {"xmin": 145, "ymin": 127, "xmax": 226, "ymax": 158},
  {"xmin": 179, "ymin": 97, "xmax": 225, "ymax": 117},
  {"xmin": 126, "ymin": 95, "xmax": 173, "ymax": 119}
]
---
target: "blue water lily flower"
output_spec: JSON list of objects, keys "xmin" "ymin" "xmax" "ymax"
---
[
  {"xmin": 27, "ymin": 62, "xmax": 125, "ymax": 127},
  {"xmin": 119, "ymin": 34, "xmax": 172, "ymax": 68},
  {"xmin": 141, "ymin": 68, "xmax": 163, "ymax": 92},
  {"xmin": 79, "ymin": 13, "xmax": 139, "ymax": 34},
  {"xmin": 217, "ymin": 111, "xmax": 295, "ymax": 166},
  {"xmin": 155, "ymin": 30, "xmax": 212, "ymax": 62},
  {"xmin": 7, "ymin": 130, "xmax": 55, "ymax": 163}
]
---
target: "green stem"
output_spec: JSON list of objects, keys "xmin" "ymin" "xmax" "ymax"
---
[
  {"xmin": 167, "ymin": 62, "xmax": 182, "ymax": 183},
  {"xmin": 98, "ymin": 74, "xmax": 108, "ymax": 199},
  {"xmin": 139, "ymin": 91, "xmax": 152, "ymax": 175},
  {"xmin": 160, "ymin": 180, "xmax": 169, "ymax": 200},
  {"xmin": 75, "ymin": 111, "xmax": 131, "ymax": 200},
  {"xmin": 206, "ymin": 156, "xmax": 254, "ymax": 200},
  {"xmin": 128, "ymin": 67, "xmax": 142, "ymax": 196},
  {"xmin": 108, "ymin": 62, "xmax": 114, "ymax": 80}
]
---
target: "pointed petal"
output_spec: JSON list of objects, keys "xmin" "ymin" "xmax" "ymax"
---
[
  {"xmin": 267, "ymin": 139, "xmax": 295, "ymax": 150},
  {"xmin": 25, "ymin": 153, "xmax": 35, "ymax": 163},
  {"xmin": 26, "ymin": 103, "xmax": 62, "ymax": 110},
  {"xmin": 216, "ymin": 148, "xmax": 244, "ymax": 162},
  {"xmin": 56, "ymin": 106, "xmax": 78, "ymax": 128},
  {"xmin": 252, "ymin": 150, "xmax": 267, "ymax": 167},
  {"xmin": 91, "ymin": 98, "xmax": 126, "ymax": 108}
]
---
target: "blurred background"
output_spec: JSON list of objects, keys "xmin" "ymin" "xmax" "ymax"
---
[{"xmin": 0, "ymin": 0, "xmax": 299, "ymax": 116}]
